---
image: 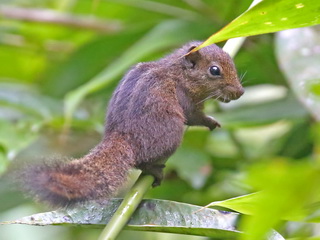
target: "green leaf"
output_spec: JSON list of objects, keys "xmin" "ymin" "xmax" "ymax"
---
[
  {"xmin": 309, "ymin": 81, "xmax": 320, "ymax": 97},
  {"xmin": 196, "ymin": 0, "xmax": 320, "ymax": 50},
  {"xmin": 0, "ymin": 199, "xmax": 284, "ymax": 240},
  {"xmin": 169, "ymin": 147, "xmax": 210, "ymax": 189},
  {"xmin": 169, "ymin": 129, "xmax": 211, "ymax": 188},
  {"xmin": 206, "ymin": 191, "xmax": 318, "ymax": 221},
  {"xmin": 205, "ymin": 192, "xmax": 263, "ymax": 215},
  {"xmin": 201, "ymin": 160, "xmax": 320, "ymax": 240},
  {"xmin": 239, "ymin": 160, "xmax": 320, "ymax": 239}
]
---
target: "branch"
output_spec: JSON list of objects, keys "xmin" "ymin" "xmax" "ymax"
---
[
  {"xmin": 0, "ymin": 6, "xmax": 122, "ymax": 33},
  {"xmin": 98, "ymin": 174, "xmax": 154, "ymax": 240}
]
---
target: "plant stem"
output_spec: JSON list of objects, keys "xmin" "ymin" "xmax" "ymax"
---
[
  {"xmin": 223, "ymin": 37, "xmax": 246, "ymax": 58},
  {"xmin": 0, "ymin": 6, "xmax": 121, "ymax": 33},
  {"xmin": 97, "ymin": 174, "xmax": 154, "ymax": 240}
]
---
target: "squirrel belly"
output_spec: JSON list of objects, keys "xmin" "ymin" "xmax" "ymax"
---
[{"xmin": 22, "ymin": 134, "xmax": 135, "ymax": 206}]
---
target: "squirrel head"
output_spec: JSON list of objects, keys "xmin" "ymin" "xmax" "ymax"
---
[{"xmin": 180, "ymin": 41, "xmax": 244, "ymax": 103}]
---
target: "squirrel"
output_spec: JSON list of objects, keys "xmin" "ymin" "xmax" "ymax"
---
[{"xmin": 21, "ymin": 41, "xmax": 244, "ymax": 207}]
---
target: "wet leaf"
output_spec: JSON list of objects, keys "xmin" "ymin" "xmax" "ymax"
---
[
  {"xmin": 196, "ymin": 0, "xmax": 320, "ymax": 50},
  {"xmin": 1, "ymin": 199, "xmax": 284, "ymax": 240}
]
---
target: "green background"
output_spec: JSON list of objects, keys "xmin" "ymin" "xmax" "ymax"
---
[{"xmin": 0, "ymin": 0, "xmax": 319, "ymax": 239}]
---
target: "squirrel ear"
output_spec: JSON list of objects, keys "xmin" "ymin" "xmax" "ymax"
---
[{"xmin": 183, "ymin": 46, "xmax": 201, "ymax": 68}]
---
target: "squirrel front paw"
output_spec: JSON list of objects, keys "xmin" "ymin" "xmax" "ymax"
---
[{"xmin": 204, "ymin": 116, "xmax": 221, "ymax": 131}]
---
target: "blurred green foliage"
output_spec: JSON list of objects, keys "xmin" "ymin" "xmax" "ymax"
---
[{"xmin": 0, "ymin": 0, "xmax": 319, "ymax": 240}]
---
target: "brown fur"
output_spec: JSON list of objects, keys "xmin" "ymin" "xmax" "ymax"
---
[{"xmin": 21, "ymin": 41, "xmax": 244, "ymax": 207}]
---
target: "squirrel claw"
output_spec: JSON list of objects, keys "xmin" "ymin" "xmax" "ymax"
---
[
  {"xmin": 205, "ymin": 116, "xmax": 221, "ymax": 131},
  {"xmin": 140, "ymin": 163, "xmax": 165, "ymax": 187}
]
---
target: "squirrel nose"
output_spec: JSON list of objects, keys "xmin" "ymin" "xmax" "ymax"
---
[
  {"xmin": 236, "ymin": 86, "xmax": 245, "ymax": 98},
  {"xmin": 227, "ymin": 85, "xmax": 244, "ymax": 100},
  {"xmin": 222, "ymin": 85, "xmax": 245, "ymax": 100}
]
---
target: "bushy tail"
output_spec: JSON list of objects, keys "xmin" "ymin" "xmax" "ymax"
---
[{"xmin": 21, "ymin": 137, "xmax": 134, "ymax": 207}]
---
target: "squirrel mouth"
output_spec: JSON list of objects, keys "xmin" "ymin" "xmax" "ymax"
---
[
  {"xmin": 220, "ymin": 98, "xmax": 231, "ymax": 103},
  {"xmin": 215, "ymin": 85, "xmax": 244, "ymax": 103},
  {"xmin": 216, "ymin": 96, "xmax": 231, "ymax": 103},
  {"xmin": 216, "ymin": 88, "xmax": 244, "ymax": 103}
]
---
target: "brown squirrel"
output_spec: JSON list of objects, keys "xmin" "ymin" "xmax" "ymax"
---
[{"xmin": 22, "ymin": 41, "xmax": 244, "ymax": 207}]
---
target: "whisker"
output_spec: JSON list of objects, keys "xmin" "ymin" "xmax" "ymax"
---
[
  {"xmin": 212, "ymin": 93, "xmax": 223, "ymax": 103},
  {"xmin": 196, "ymin": 92, "xmax": 220, "ymax": 105},
  {"xmin": 240, "ymin": 71, "xmax": 247, "ymax": 85},
  {"xmin": 240, "ymin": 80, "xmax": 248, "ymax": 85},
  {"xmin": 196, "ymin": 95, "xmax": 214, "ymax": 105},
  {"xmin": 214, "ymin": 93, "xmax": 223, "ymax": 99},
  {"xmin": 240, "ymin": 71, "xmax": 247, "ymax": 81},
  {"xmin": 211, "ymin": 92, "xmax": 221, "ymax": 100}
]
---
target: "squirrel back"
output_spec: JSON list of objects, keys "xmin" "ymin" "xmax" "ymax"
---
[{"xmin": 21, "ymin": 41, "xmax": 244, "ymax": 207}]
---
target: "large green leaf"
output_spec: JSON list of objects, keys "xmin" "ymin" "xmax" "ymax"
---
[
  {"xmin": 239, "ymin": 161, "xmax": 320, "ymax": 240},
  {"xmin": 0, "ymin": 199, "xmax": 284, "ymax": 240},
  {"xmin": 196, "ymin": 0, "xmax": 320, "ymax": 50},
  {"xmin": 197, "ymin": 160, "xmax": 320, "ymax": 240},
  {"xmin": 204, "ymin": 191, "xmax": 319, "ymax": 222}
]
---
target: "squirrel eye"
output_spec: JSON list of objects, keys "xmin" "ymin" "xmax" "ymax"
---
[{"xmin": 209, "ymin": 66, "xmax": 221, "ymax": 76}]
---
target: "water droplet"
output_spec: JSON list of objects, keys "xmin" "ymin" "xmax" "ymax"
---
[
  {"xmin": 239, "ymin": 21, "xmax": 248, "ymax": 25},
  {"xmin": 295, "ymin": 3, "xmax": 304, "ymax": 8}
]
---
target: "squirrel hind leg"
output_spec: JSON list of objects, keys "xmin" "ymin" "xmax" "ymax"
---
[{"xmin": 137, "ymin": 162, "xmax": 166, "ymax": 187}]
